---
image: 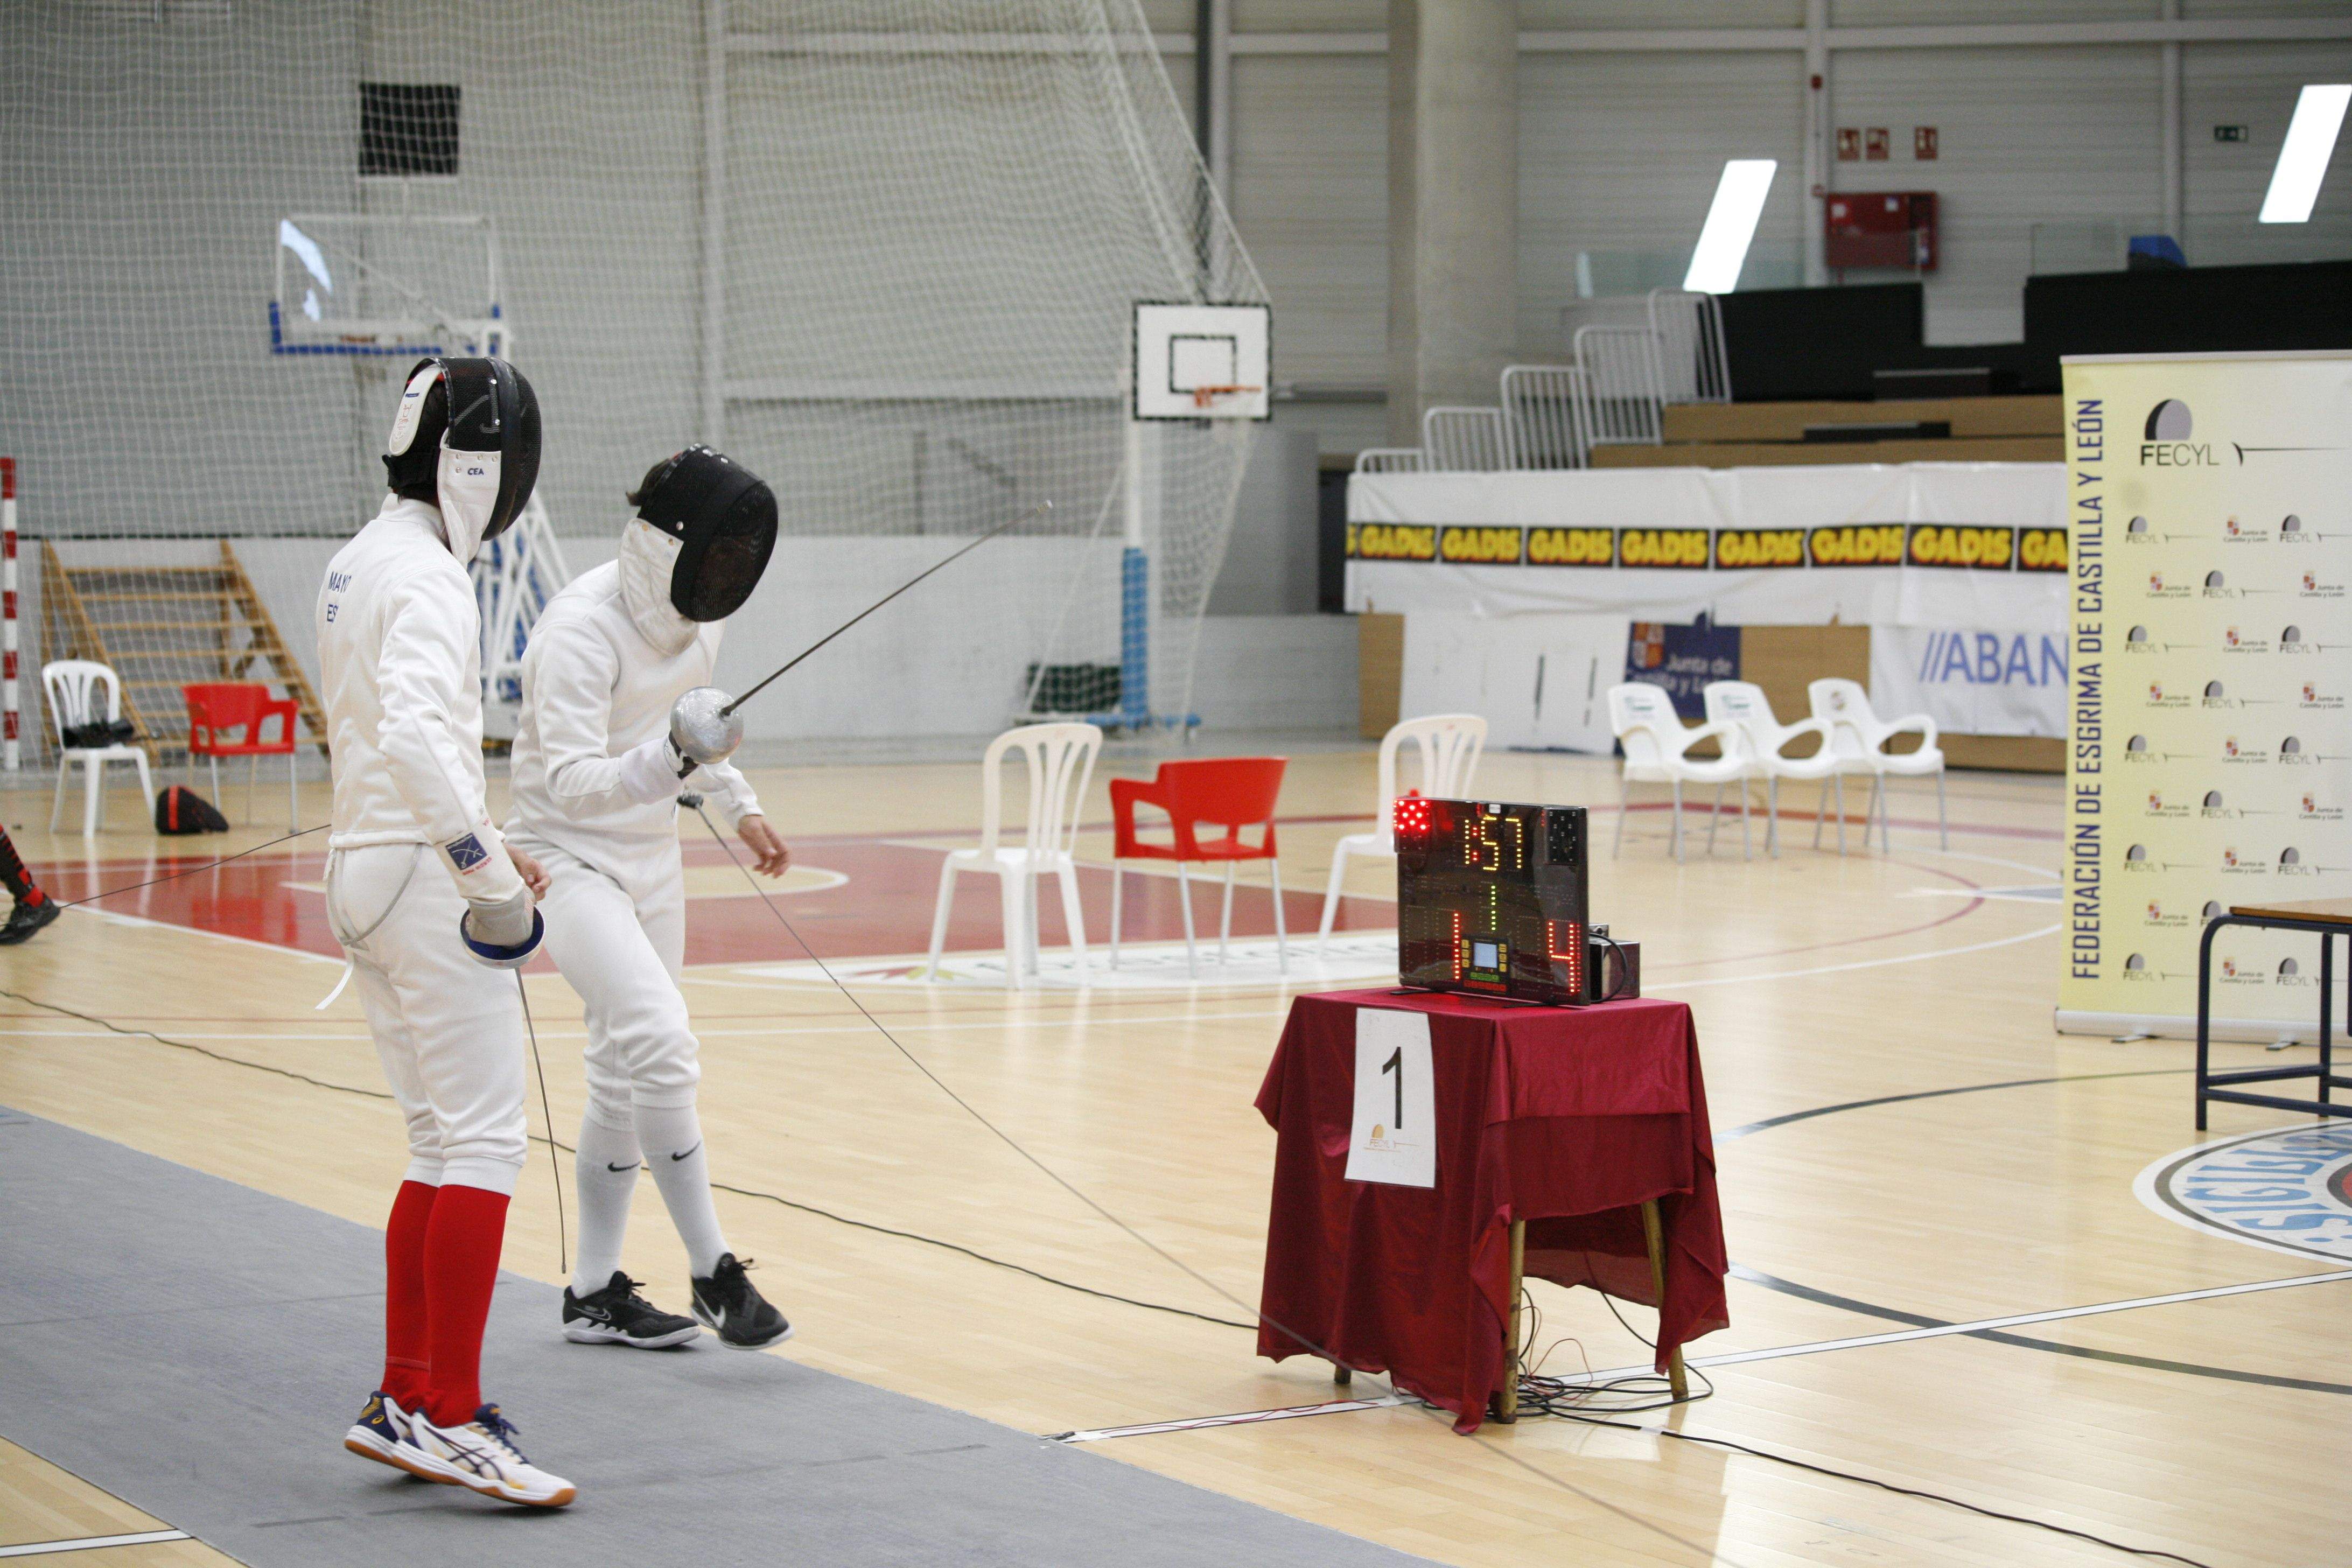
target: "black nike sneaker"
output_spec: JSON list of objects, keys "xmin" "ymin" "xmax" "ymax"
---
[
  {"xmin": 0, "ymin": 896, "xmax": 60, "ymax": 946},
  {"xmin": 689, "ymin": 1254, "xmax": 793, "ymax": 1349},
  {"xmin": 561, "ymin": 1271, "xmax": 700, "ymax": 1349}
]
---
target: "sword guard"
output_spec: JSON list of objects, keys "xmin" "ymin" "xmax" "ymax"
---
[{"xmin": 670, "ymin": 685, "xmax": 746, "ymax": 769}]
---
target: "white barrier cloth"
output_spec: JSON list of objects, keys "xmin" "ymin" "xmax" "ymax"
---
[
  {"xmin": 1344, "ymin": 461, "xmax": 2066, "ymax": 633},
  {"xmin": 1871, "ymin": 625, "xmax": 2070, "ymax": 738}
]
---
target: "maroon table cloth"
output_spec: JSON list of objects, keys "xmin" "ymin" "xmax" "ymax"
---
[{"xmin": 1255, "ymin": 989, "xmax": 1729, "ymax": 1432}]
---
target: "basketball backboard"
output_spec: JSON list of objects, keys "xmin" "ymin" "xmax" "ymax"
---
[
  {"xmin": 270, "ymin": 213, "xmax": 504, "ymax": 356},
  {"xmin": 1131, "ymin": 302, "xmax": 1271, "ymax": 421}
]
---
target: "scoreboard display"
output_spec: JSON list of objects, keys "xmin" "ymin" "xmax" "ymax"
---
[{"xmin": 1396, "ymin": 797, "xmax": 1590, "ymax": 1005}]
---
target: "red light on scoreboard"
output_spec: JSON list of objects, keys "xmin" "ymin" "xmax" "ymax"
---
[
  {"xmin": 1395, "ymin": 793, "xmax": 1433, "ymax": 844},
  {"xmin": 1548, "ymin": 920, "xmax": 1586, "ymax": 995}
]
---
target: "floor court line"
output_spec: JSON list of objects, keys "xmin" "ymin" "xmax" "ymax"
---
[
  {"xmin": 1054, "ymin": 1268, "xmax": 2352, "ymax": 1444},
  {"xmin": 0, "ymin": 1532, "xmax": 193, "ymax": 1559},
  {"xmin": 3, "ymin": 916, "xmax": 2057, "ymax": 1048}
]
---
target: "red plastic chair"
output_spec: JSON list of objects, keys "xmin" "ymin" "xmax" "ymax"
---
[
  {"xmin": 1107, "ymin": 756, "xmax": 1288, "ymax": 978},
  {"xmin": 184, "ymin": 682, "xmax": 300, "ymax": 829}
]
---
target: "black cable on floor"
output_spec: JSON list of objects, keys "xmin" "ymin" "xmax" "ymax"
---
[
  {"xmin": 13, "ymin": 897, "xmax": 2223, "ymax": 1567},
  {"xmin": 1549, "ymin": 1409, "xmax": 2217, "ymax": 1568},
  {"xmin": 685, "ymin": 805, "xmax": 1746, "ymax": 1568},
  {"xmin": 50, "ymin": 824, "xmax": 329, "ymax": 909},
  {"xmin": 0, "ymin": 983, "xmax": 1252, "ymax": 1332},
  {"xmin": 1510, "ymin": 1280, "xmax": 2216, "ymax": 1565}
]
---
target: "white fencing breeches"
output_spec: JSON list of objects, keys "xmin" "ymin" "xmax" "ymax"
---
[
  {"xmin": 325, "ymin": 843, "xmax": 529, "ymax": 1194},
  {"xmin": 517, "ymin": 837, "xmax": 699, "ymax": 1131}
]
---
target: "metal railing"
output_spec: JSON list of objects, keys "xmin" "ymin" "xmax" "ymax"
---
[
  {"xmin": 1420, "ymin": 407, "xmax": 1510, "ymax": 472},
  {"xmin": 1646, "ymin": 288, "xmax": 1732, "ymax": 404},
  {"xmin": 1353, "ymin": 292, "xmax": 1721, "ymax": 473},
  {"xmin": 1569, "ymin": 325, "xmax": 1665, "ymax": 447},
  {"xmin": 1499, "ymin": 365, "xmax": 1588, "ymax": 470}
]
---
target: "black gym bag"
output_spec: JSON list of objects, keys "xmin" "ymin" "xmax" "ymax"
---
[{"xmin": 154, "ymin": 785, "xmax": 229, "ymax": 835}]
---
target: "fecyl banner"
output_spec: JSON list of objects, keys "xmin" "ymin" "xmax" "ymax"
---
[{"xmin": 2056, "ymin": 352, "xmax": 2352, "ymax": 1041}]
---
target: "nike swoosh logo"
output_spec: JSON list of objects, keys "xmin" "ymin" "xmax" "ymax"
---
[
  {"xmin": 670, "ymin": 1143, "xmax": 701, "ymax": 1161},
  {"xmin": 607, "ymin": 1161, "xmax": 639, "ymax": 1172}
]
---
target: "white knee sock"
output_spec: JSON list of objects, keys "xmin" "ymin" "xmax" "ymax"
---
[
  {"xmin": 633, "ymin": 1102, "xmax": 729, "ymax": 1278},
  {"xmin": 572, "ymin": 1115, "xmax": 643, "ymax": 1296}
]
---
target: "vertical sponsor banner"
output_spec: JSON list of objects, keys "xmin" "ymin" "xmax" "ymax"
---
[{"xmin": 2059, "ymin": 352, "xmax": 2352, "ymax": 1038}]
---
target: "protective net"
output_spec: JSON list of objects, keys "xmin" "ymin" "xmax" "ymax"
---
[{"xmin": 0, "ymin": 0, "xmax": 1263, "ymax": 770}]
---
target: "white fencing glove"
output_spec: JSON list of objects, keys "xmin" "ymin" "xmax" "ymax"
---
[{"xmin": 460, "ymin": 886, "xmax": 543, "ymax": 969}]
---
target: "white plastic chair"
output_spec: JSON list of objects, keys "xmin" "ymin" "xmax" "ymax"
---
[
  {"xmin": 1316, "ymin": 713, "xmax": 1486, "ymax": 949},
  {"xmin": 44, "ymin": 660, "xmax": 155, "ymax": 837},
  {"xmin": 923, "ymin": 723, "xmax": 1102, "ymax": 990},
  {"xmin": 1702, "ymin": 681, "xmax": 1839, "ymax": 857},
  {"xmin": 1809, "ymin": 678, "xmax": 1948, "ymax": 851},
  {"xmin": 1606, "ymin": 682, "xmax": 1752, "ymax": 862}
]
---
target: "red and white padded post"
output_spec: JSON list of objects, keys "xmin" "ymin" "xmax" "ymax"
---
[{"xmin": 2, "ymin": 458, "xmax": 17, "ymax": 774}]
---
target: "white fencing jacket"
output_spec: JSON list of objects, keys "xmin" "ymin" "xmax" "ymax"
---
[
  {"xmin": 317, "ymin": 494, "xmax": 526, "ymax": 907},
  {"xmin": 506, "ymin": 560, "xmax": 760, "ymax": 882}
]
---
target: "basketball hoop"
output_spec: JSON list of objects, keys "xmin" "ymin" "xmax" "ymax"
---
[{"xmin": 1188, "ymin": 384, "xmax": 1263, "ymax": 411}]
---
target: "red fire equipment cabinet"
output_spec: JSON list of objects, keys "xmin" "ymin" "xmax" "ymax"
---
[{"xmin": 1825, "ymin": 190, "xmax": 1937, "ymax": 270}]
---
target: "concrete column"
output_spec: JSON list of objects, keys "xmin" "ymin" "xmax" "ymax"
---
[{"xmin": 1386, "ymin": 0, "xmax": 1518, "ymax": 447}]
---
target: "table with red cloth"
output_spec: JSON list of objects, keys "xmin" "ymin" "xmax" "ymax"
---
[{"xmin": 1254, "ymin": 988, "xmax": 1730, "ymax": 1433}]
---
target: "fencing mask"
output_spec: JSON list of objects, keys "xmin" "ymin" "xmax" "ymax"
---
[
  {"xmin": 383, "ymin": 356, "xmax": 542, "ymax": 562},
  {"xmin": 622, "ymin": 446, "xmax": 778, "ymax": 624}
]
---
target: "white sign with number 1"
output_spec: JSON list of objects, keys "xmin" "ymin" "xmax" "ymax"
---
[{"xmin": 1345, "ymin": 1010, "xmax": 1436, "ymax": 1187}]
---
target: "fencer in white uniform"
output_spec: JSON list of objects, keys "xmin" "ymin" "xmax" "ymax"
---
[
  {"xmin": 505, "ymin": 445, "xmax": 794, "ymax": 1351},
  {"xmin": 320, "ymin": 358, "xmax": 576, "ymax": 1507}
]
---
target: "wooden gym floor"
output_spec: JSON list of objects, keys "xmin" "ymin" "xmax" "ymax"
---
[{"xmin": 2, "ymin": 744, "xmax": 2346, "ymax": 1567}]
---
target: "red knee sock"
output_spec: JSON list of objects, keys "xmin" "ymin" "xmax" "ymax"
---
[
  {"xmin": 422, "ymin": 1184, "xmax": 510, "ymax": 1427},
  {"xmin": 0, "ymin": 828, "xmax": 43, "ymax": 906},
  {"xmin": 381, "ymin": 1180, "xmax": 437, "ymax": 1409}
]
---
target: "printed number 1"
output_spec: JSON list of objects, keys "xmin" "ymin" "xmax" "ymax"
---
[{"xmin": 1380, "ymin": 1046, "xmax": 1403, "ymax": 1129}]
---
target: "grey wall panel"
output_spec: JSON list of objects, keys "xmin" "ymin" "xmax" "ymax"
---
[
  {"xmin": 1831, "ymin": 0, "xmax": 2155, "ymax": 24},
  {"xmin": 358, "ymin": 1, "xmax": 705, "ymax": 538},
  {"xmin": 1517, "ymin": 48, "xmax": 1805, "ymax": 356},
  {"xmin": 0, "ymin": 0, "xmax": 704, "ymax": 543},
  {"xmin": 1230, "ymin": 54, "xmax": 1389, "ymax": 386},
  {"xmin": 0, "ymin": 2, "xmax": 364, "ymax": 537},
  {"xmin": 2185, "ymin": 0, "xmax": 2352, "ymax": 16},
  {"xmin": 1525, "ymin": 0, "xmax": 1801, "ymax": 24},
  {"xmin": 2183, "ymin": 40, "xmax": 2352, "ymax": 265},
  {"xmin": 1232, "ymin": 0, "xmax": 1382, "ymax": 28},
  {"xmin": 1829, "ymin": 44, "xmax": 2160, "ymax": 344}
]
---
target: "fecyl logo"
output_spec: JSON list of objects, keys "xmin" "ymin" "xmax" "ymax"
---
[{"xmin": 2141, "ymin": 399, "xmax": 2220, "ymax": 466}]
